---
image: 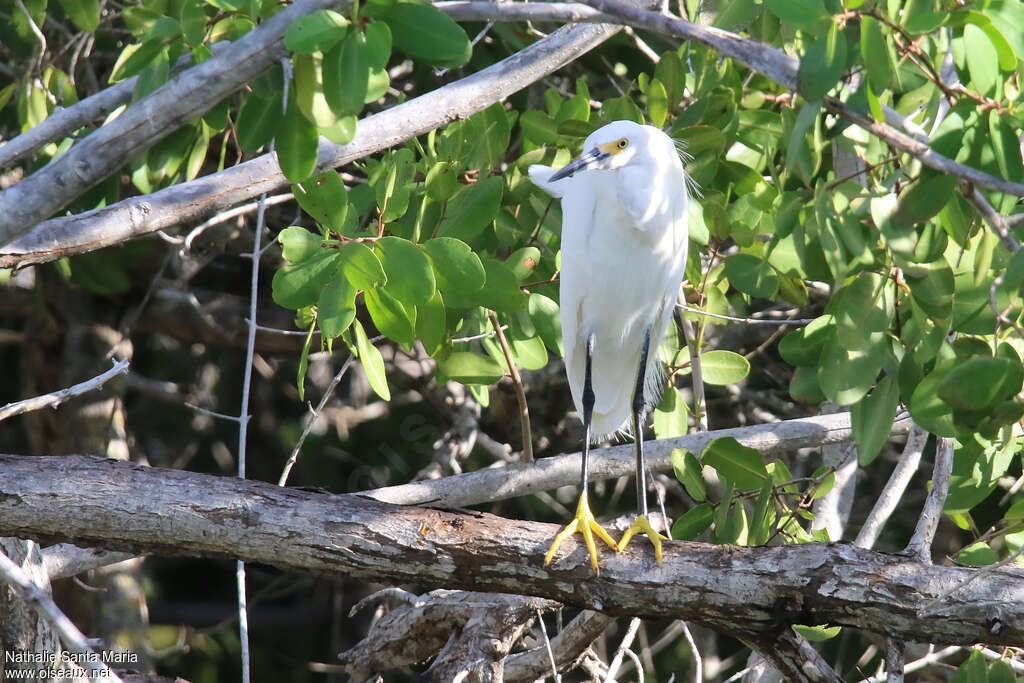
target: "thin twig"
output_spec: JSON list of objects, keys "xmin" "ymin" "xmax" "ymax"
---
[
  {"xmin": 961, "ymin": 182, "xmax": 1022, "ymax": 254},
  {"xmin": 855, "ymin": 423, "xmax": 927, "ymax": 549},
  {"xmin": 680, "ymin": 316, "xmax": 707, "ymax": 432},
  {"xmin": 904, "ymin": 436, "xmax": 955, "ymax": 563},
  {"xmin": 0, "ymin": 358, "xmax": 129, "ymax": 421},
  {"xmin": 488, "ymin": 310, "xmax": 534, "ymax": 462},
  {"xmin": 0, "ymin": 547, "xmax": 123, "ymax": 682},
  {"xmin": 676, "ymin": 303, "xmax": 815, "ymax": 325},
  {"xmin": 604, "ymin": 617, "xmax": 643, "ymax": 682},
  {"xmin": 535, "ymin": 608, "xmax": 563, "ymax": 683},
  {"xmin": 278, "ymin": 355, "xmax": 356, "ymax": 486}
]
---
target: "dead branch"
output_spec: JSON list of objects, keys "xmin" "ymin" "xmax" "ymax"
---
[{"xmin": 0, "ymin": 454, "xmax": 1020, "ymax": 657}]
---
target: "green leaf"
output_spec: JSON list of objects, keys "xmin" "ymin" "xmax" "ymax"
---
[
  {"xmin": 671, "ymin": 449, "xmax": 706, "ymax": 502},
  {"xmin": 506, "ymin": 247, "xmax": 540, "ymax": 283},
  {"xmin": 293, "ymin": 171, "xmax": 348, "ymax": 232},
  {"xmin": 272, "ymin": 251, "xmax": 338, "ymax": 309},
  {"xmin": 779, "ymin": 315, "xmax": 834, "ymax": 367},
  {"xmin": 908, "ymin": 360, "xmax": 957, "ymax": 437},
  {"xmin": 647, "ymin": 78, "xmax": 669, "ymax": 129},
  {"xmin": 950, "ymin": 651, "xmax": 987, "ymax": 683},
  {"xmin": 964, "ymin": 23, "xmax": 999, "ymax": 95},
  {"xmin": 364, "ymin": 21, "xmax": 392, "ymax": 68},
  {"xmin": 989, "ymin": 660, "xmax": 1015, "ymax": 683},
  {"xmin": 376, "ymin": 236, "xmax": 436, "ymax": 304},
  {"xmin": 381, "ymin": 1, "xmax": 471, "ymax": 68},
  {"xmin": 654, "ymin": 385, "xmax": 689, "ymax": 439},
  {"xmin": 989, "ymin": 110, "xmax": 1024, "ymax": 184},
  {"xmin": 764, "ymin": 0, "xmax": 827, "ymax": 28},
  {"xmin": 111, "ymin": 38, "xmax": 171, "ymax": 82},
  {"xmin": 436, "ymin": 351, "xmax": 505, "ymax": 384},
  {"xmin": 938, "ymin": 357, "xmax": 1024, "ymax": 411},
  {"xmin": 425, "ymin": 161, "xmax": 460, "ymax": 201},
  {"xmin": 906, "ymin": 259, "xmax": 954, "ymax": 320},
  {"xmin": 817, "ymin": 336, "xmax": 886, "ymax": 406},
  {"xmin": 512, "ymin": 336, "xmax": 548, "ymax": 370},
  {"xmin": 276, "ymin": 93, "xmax": 320, "ymax": 183},
  {"xmin": 354, "ymin": 320, "xmax": 390, "ymax": 400},
  {"xmin": 284, "ymin": 9, "xmax": 348, "ymax": 54},
  {"xmin": 59, "ymin": 0, "xmax": 101, "ymax": 32},
  {"xmin": 296, "ymin": 321, "xmax": 316, "ymax": 401},
  {"xmin": 324, "ymin": 30, "xmax": 368, "ymax": 116},
  {"xmin": 798, "ymin": 22, "xmax": 848, "ymax": 101},
  {"xmin": 476, "ymin": 259, "xmax": 528, "ymax": 312},
  {"xmin": 792, "ymin": 625, "xmax": 842, "ymax": 642},
  {"xmin": 723, "ymin": 253, "xmax": 779, "ymax": 299},
  {"xmin": 439, "ymin": 176, "xmax": 504, "ymax": 241},
  {"xmin": 317, "ymin": 276, "xmax": 356, "ymax": 339},
  {"xmin": 365, "ymin": 286, "xmax": 415, "ymax": 345},
  {"xmin": 278, "ymin": 226, "xmax": 323, "ymax": 263},
  {"xmin": 528, "ymin": 293, "xmax": 563, "ymax": 356},
  {"xmin": 417, "ymin": 290, "xmax": 447, "ymax": 354},
  {"xmin": 699, "ymin": 350, "xmax": 750, "ymax": 385},
  {"xmin": 335, "ymin": 243, "xmax": 385, "ymax": 290},
  {"xmin": 957, "ymin": 541, "xmax": 999, "ymax": 566},
  {"xmin": 851, "ymin": 375, "xmax": 899, "ymax": 466},
  {"xmin": 423, "ymin": 237, "xmax": 485, "ymax": 293},
  {"xmin": 702, "ymin": 437, "xmax": 769, "ymax": 490},
  {"xmin": 237, "ymin": 95, "xmax": 283, "ymax": 153},
  {"xmin": 520, "ymin": 110, "xmax": 559, "ymax": 145},
  {"xmin": 671, "ymin": 503, "xmax": 714, "ymax": 540},
  {"xmin": 892, "ymin": 174, "xmax": 956, "ymax": 227},
  {"xmin": 654, "ymin": 50, "xmax": 684, "ymax": 113},
  {"xmin": 860, "ymin": 15, "xmax": 893, "ymax": 89}
]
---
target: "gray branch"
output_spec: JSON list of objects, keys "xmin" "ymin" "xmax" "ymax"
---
[
  {"xmin": 0, "ymin": 359, "xmax": 129, "ymax": 422},
  {"xmin": 365, "ymin": 411, "xmax": 913, "ymax": 508},
  {"xmin": 0, "ymin": 0, "xmax": 349, "ymax": 246},
  {"xmin": 0, "ymin": 44, "xmax": 231, "ymax": 170},
  {"xmin": 0, "ymin": 454, "xmax": 1021, "ymax": 658},
  {"xmin": 0, "ymin": 19, "xmax": 621, "ymax": 267},
  {"xmin": 904, "ymin": 436, "xmax": 955, "ymax": 563}
]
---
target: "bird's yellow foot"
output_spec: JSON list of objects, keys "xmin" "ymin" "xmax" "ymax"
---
[
  {"xmin": 616, "ymin": 514, "xmax": 668, "ymax": 563},
  {"xmin": 544, "ymin": 490, "xmax": 617, "ymax": 571}
]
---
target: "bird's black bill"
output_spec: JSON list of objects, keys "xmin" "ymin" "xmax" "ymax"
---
[{"xmin": 548, "ymin": 147, "xmax": 608, "ymax": 181}]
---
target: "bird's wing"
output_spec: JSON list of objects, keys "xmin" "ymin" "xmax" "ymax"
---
[{"xmin": 528, "ymin": 164, "xmax": 569, "ymax": 198}]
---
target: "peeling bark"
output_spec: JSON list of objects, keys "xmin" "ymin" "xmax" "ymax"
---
[{"xmin": 0, "ymin": 454, "xmax": 1020, "ymax": 656}]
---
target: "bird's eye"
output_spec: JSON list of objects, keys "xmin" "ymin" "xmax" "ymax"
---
[{"xmin": 616, "ymin": 138, "xmax": 629, "ymax": 149}]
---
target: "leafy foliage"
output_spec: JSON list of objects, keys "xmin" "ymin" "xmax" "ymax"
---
[{"xmin": 3, "ymin": 0, "xmax": 1024, "ymax": 676}]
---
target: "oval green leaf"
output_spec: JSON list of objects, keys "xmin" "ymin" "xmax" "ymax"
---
[{"xmin": 376, "ymin": 236, "xmax": 436, "ymax": 304}]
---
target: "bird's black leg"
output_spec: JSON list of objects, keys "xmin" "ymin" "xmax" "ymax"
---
[
  {"xmin": 630, "ymin": 327, "xmax": 652, "ymax": 518},
  {"xmin": 544, "ymin": 332, "xmax": 616, "ymax": 570},
  {"xmin": 580, "ymin": 333, "xmax": 595, "ymax": 492},
  {"xmin": 616, "ymin": 326, "xmax": 666, "ymax": 562}
]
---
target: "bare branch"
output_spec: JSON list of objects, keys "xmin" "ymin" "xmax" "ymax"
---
[
  {"xmin": 855, "ymin": 423, "xmax": 927, "ymax": 550},
  {"xmin": 960, "ymin": 182, "xmax": 1022, "ymax": 254},
  {"xmin": 506, "ymin": 610, "xmax": 613, "ymax": 680},
  {"xmin": 0, "ymin": 546, "xmax": 123, "ymax": 682},
  {"xmin": 0, "ymin": 0, "xmax": 351, "ymax": 246},
  {"xmin": 904, "ymin": 436, "xmax": 954, "ymax": 563},
  {"xmin": 489, "ymin": 309, "xmax": 534, "ymax": 462},
  {"xmin": 41, "ymin": 543, "xmax": 135, "ymax": 580},
  {"xmin": 365, "ymin": 411, "xmax": 913, "ymax": 508},
  {"xmin": 0, "ymin": 44, "xmax": 231, "ymax": 170},
  {"xmin": 1, "ymin": 454, "xmax": 1022, "ymax": 656},
  {"xmin": 0, "ymin": 358, "xmax": 129, "ymax": 421},
  {"xmin": 0, "ymin": 20, "xmax": 622, "ymax": 267}
]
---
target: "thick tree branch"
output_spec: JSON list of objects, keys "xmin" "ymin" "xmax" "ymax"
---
[
  {"xmin": 0, "ymin": 454, "xmax": 1020, "ymax": 653},
  {"xmin": 0, "ymin": 0, "xmax": 348, "ymax": 246},
  {"xmin": 0, "ymin": 19, "xmax": 622, "ymax": 267}
]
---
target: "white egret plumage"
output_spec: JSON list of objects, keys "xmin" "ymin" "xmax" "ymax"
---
[{"xmin": 529, "ymin": 120, "xmax": 691, "ymax": 570}]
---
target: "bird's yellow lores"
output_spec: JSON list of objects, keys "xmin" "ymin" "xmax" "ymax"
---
[{"xmin": 529, "ymin": 120, "xmax": 691, "ymax": 570}]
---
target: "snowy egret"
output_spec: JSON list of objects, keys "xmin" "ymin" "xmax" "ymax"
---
[{"xmin": 529, "ymin": 120, "xmax": 691, "ymax": 570}]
